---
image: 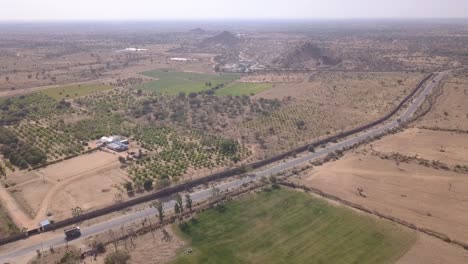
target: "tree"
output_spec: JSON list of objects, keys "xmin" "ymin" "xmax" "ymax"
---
[
  {"xmin": 295, "ymin": 120, "xmax": 306, "ymax": 130},
  {"xmin": 175, "ymin": 193, "xmax": 183, "ymax": 213},
  {"xmin": 123, "ymin": 181, "xmax": 133, "ymax": 193},
  {"xmin": 104, "ymin": 250, "xmax": 130, "ymax": 264},
  {"xmin": 174, "ymin": 203, "xmax": 181, "ymax": 221},
  {"xmin": 143, "ymin": 179, "xmax": 153, "ymax": 191},
  {"xmin": 210, "ymin": 186, "xmax": 222, "ymax": 205},
  {"xmin": 185, "ymin": 194, "xmax": 193, "ymax": 215},
  {"xmin": 151, "ymin": 201, "xmax": 164, "ymax": 224},
  {"xmin": 219, "ymin": 139, "xmax": 237, "ymax": 155},
  {"xmin": 0, "ymin": 164, "xmax": 6, "ymax": 179},
  {"xmin": 71, "ymin": 206, "xmax": 83, "ymax": 217},
  {"xmin": 118, "ymin": 156, "xmax": 126, "ymax": 164},
  {"xmin": 93, "ymin": 241, "xmax": 106, "ymax": 254}
]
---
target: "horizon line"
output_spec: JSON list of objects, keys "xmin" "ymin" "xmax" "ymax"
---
[{"xmin": 1, "ymin": 17, "xmax": 468, "ymax": 23}]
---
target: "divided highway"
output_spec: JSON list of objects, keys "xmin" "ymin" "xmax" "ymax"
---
[{"xmin": 0, "ymin": 71, "xmax": 448, "ymax": 262}]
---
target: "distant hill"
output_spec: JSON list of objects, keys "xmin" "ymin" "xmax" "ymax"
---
[
  {"xmin": 189, "ymin": 28, "xmax": 206, "ymax": 35},
  {"xmin": 200, "ymin": 31, "xmax": 240, "ymax": 47}
]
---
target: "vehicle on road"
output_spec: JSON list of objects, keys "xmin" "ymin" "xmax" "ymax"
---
[{"xmin": 64, "ymin": 226, "xmax": 81, "ymax": 241}]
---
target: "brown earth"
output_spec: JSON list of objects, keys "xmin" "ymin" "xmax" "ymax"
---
[
  {"xmin": 2, "ymin": 151, "xmax": 130, "ymax": 228},
  {"xmin": 417, "ymin": 73, "xmax": 468, "ymax": 131},
  {"xmin": 373, "ymin": 128, "xmax": 468, "ymax": 166},
  {"xmin": 241, "ymin": 71, "xmax": 425, "ymax": 155},
  {"xmin": 294, "ymin": 148, "xmax": 468, "ymax": 243},
  {"xmin": 26, "ymin": 227, "xmax": 184, "ymax": 264},
  {"xmin": 294, "ymin": 71, "xmax": 468, "ymax": 262},
  {"xmin": 397, "ymin": 234, "xmax": 468, "ymax": 264}
]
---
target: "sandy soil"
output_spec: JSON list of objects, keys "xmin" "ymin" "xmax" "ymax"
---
[
  {"xmin": 397, "ymin": 234, "xmax": 468, "ymax": 264},
  {"xmin": 242, "ymin": 71, "xmax": 425, "ymax": 155},
  {"xmin": 35, "ymin": 151, "xmax": 120, "ymax": 182},
  {"xmin": 295, "ymin": 150, "xmax": 468, "ymax": 243},
  {"xmin": 2, "ymin": 151, "xmax": 130, "ymax": 228},
  {"xmin": 373, "ymin": 128, "xmax": 468, "ymax": 165},
  {"xmin": 417, "ymin": 74, "xmax": 468, "ymax": 130},
  {"xmin": 10, "ymin": 180, "xmax": 53, "ymax": 218},
  {"xmin": 47, "ymin": 165, "xmax": 128, "ymax": 221}
]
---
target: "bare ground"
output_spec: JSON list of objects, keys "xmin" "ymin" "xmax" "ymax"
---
[
  {"xmin": 295, "ymin": 148, "xmax": 468, "ymax": 243},
  {"xmin": 397, "ymin": 234, "xmax": 468, "ymax": 264},
  {"xmin": 2, "ymin": 151, "xmax": 130, "ymax": 228},
  {"xmin": 373, "ymin": 128, "xmax": 468, "ymax": 166}
]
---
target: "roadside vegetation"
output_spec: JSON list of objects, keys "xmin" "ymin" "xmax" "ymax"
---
[{"xmin": 172, "ymin": 188, "xmax": 416, "ymax": 264}]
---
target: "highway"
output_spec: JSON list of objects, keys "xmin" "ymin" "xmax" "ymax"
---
[{"xmin": 0, "ymin": 70, "xmax": 448, "ymax": 262}]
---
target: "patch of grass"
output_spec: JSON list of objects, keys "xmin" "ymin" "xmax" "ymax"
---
[
  {"xmin": 40, "ymin": 84, "xmax": 112, "ymax": 100},
  {"xmin": 172, "ymin": 188, "xmax": 416, "ymax": 264},
  {"xmin": 138, "ymin": 70, "xmax": 240, "ymax": 94},
  {"xmin": 215, "ymin": 82, "xmax": 272, "ymax": 96}
]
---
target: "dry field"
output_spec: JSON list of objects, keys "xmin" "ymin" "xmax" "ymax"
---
[
  {"xmin": 239, "ymin": 71, "xmax": 425, "ymax": 155},
  {"xmin": 3, "ymin": 151, "xmax": 129, "ymax": 228},
  {"xmin": 417, "ymin": 72, "xmax": 468, "ymax": 131},
  {"xmin": 373, "ymin": 128, "xmax": 468, "ymax": 166},
  {"xmin": 398, "ymin": 234, "xmax": 468, "ymax": 264},
  {"xmin": 295, "ymin": 147, "xmax": 468, "ymax": 242},
  {"xmin": 238, "ymin": 72, "xmax": 307, "ymax": 83},
  {"xmin": 293, "ymin": 71, "xmax": 468, "ymax": 262}
]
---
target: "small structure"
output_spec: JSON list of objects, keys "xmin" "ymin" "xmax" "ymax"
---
[
  {"xmin": 39, "ymin": 219, "xmax": 51, "ymax": 231},
  {"xmin": 107, "ymin": 142, "xmax": 129, "ymax": 152},
  {"xmin": 99, "ymin": 135, "xmax": 129, "ymax": 146}
]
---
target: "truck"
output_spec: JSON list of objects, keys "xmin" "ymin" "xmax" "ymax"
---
[{"xmin": 64, "ymin": 226, "xmax": 81, "ymax": 240}]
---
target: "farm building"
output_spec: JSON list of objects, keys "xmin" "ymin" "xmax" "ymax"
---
[
  {"xmin": 39, "ymin": 219, "xmax": 51, "ymax": 231},
  {"xmin": 107, "ymin": 142, "xmax": 129, "ymax": 152},
  {"xmin": 98, "ymin": 135, "xmax": 129, "ymax": 145}
]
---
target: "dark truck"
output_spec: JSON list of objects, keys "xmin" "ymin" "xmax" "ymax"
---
[{"xmin": 64, "ymin": 226, "xmax": 81, "ymax": 240}]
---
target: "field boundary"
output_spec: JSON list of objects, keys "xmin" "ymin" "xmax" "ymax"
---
[{"xmin": 0, "ymin": 73, "xmax": 434, "ymax": 246}]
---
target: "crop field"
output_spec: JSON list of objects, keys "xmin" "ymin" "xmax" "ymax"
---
[
  {"xmin": 39, "ymin": 83, "xmax": 112, "ymax": 100},
  {"xmin": 172, "ymin": 188, "xmax": 416, "ymax": 264},
  {"xmin": 215, "ymin": 82, "xmax": 272, "ymax": 96},
  {"xmin": 128, "ymin": 126, "xmax": 251, "ymax": 183},
  {"xmin": 138, "ymin": 70, "xmax": 240, "ymax": 94}
]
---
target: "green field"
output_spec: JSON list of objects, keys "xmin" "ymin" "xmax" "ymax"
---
[
  {"xmin": 172, "ymin": 188, "xmax": 416, "ymax": 264},
  {"xmin": 40, "ymin": 83, "xmax": 112, "ymax": 100},
  {"xmin": 138, "ymin": 70, "xmax": 240, "ymax": 94},
  {"xmin": 215, "ymin": 82, "xmax": 272, "ymax": 96}
]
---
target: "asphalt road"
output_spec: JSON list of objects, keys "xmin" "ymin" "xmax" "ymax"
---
[{"xmin": 0, "ymin": 70, "xmax": 448, "ymax": 262}]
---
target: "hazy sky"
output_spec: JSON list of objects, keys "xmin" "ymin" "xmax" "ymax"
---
[{"xmin": 2, "ymin": 0, "xmax": 468, "ymax": 21}]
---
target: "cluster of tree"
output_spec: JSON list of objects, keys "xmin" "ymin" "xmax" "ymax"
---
[
  {"xmin": 0, "ymin": 137, "xmax": 47, "ymax": 169},
  {"xmin": 218, "ymin": 138, "xmax": 238, "ymax": 155}
]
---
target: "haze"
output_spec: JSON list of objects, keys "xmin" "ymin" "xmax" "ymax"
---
[{"xmin": 2, "ymin": 0, "xmax": 468, "ymax": 21}]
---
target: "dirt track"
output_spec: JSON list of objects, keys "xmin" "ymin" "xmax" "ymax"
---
[{"xmin": 0, "ymin": 151, "xmax": 128, "ymax": 229}]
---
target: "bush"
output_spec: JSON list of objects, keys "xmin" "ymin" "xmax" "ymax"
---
[
  {"xmin": 94, "ymin": 242, "xmax": 106, "ymax": 254},
  {"xmin": 104, "ymin": 250, "xmax": 130, "ymax": 264},
  {"xmin": 143, "ymin": 179, "xmax": 153, "ymax": 191}
]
